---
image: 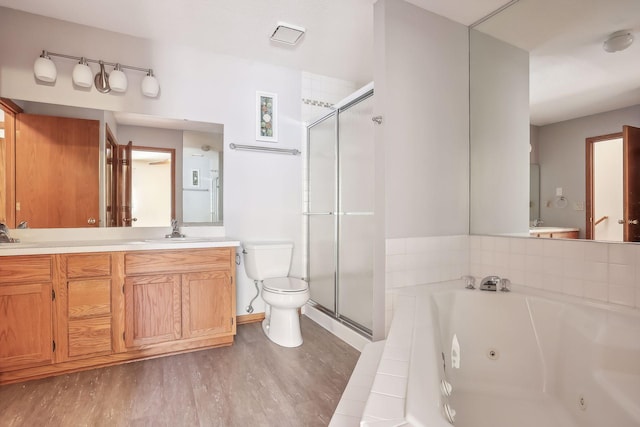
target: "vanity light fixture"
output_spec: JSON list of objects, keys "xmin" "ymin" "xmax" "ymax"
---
[
  {"xmin": 33, "ymin": 50, "xmax": 160, "ymax": 98},
  {"xmin": 33, "ymin": 50, "xmax": 57, "ymax": 83},
  {"xmin": 603, "ymin": 30, "xmax": 634, "ymax": 53},
  {"xmin": 270, "ymin": 22, "xmax": 306, "ymax": 45}
]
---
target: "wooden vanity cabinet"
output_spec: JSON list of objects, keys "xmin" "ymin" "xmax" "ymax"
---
[
  {"xmin": 0, "ymin": 246, "xmax": 236, "ymax": 385},
  {"xmin": 531, "ymin": 230, "xmax": 579, "ymax": 239},
  {"xmin": 0, "ymin": 256, "xmax": 54, "ymax": 372},
  {"xmin": 124, "ymin": 248, "xmax": 236, "ymax": 349}
]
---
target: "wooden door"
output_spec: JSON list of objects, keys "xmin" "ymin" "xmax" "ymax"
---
[
  {"xmin": 623, "ymin": 125, "xmax": 640, "ymax": 242},
  {"xmin": 0, "ymin": 282, "xmax": 53, "ymax": 371},
  {"xmin": 182, "ymin": 271, "xmax": 233, "ymax": 339},
  {"xmin": 124, "ymin": 274, "xmax": 181, "ymax": 347},
  {"xmin": 117, "ymin": 141, "xmax": 133, "ymax": 227},
  {"xmin": 15, "ymin": 113, "xmax": 99, "ymax": 228}
]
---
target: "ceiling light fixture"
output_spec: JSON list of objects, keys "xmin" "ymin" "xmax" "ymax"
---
[
  {"xmin": 33, "ymin": 50, "xmax": 160, "ymax": 98},
  {"xmin": 270, "ymin": 22, "xmax": 306, "ymax": 45},
  {"xmin": 603, "ymin": 30, "xmax": 634, "ymax": 53}
]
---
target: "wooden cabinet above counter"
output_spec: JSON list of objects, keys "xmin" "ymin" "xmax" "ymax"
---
[{"xmin": 0, "ymin": 245, "xmax": 237, "ymax": 385}]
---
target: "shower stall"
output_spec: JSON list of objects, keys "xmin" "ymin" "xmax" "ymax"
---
[{"xmin": 305, "ymin": 85, "xmax": 374, "ymax": 337}]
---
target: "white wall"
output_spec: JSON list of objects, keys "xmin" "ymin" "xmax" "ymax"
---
[
  {"xmin": 375, "ymin": 0, "xmax": 470, "ymax": 239},
  {"xmin": 373, "ymin": 0, "xmax": 470, "ymax": 339},
  {"xmin": 131, "ymin": 159, "xmax": 172, "ymax": 227},
  {"xmin": 0, "ymin": 7, "xmax": 303, "ymax": 317},
  {"xmin": 469, "ymin": 30, "xmax": 530, "ymax": 236}
]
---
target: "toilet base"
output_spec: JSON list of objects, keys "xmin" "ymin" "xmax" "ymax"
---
[{"xmin": 262, "ymin": 307, "xmax": 303, "ymax": 348}]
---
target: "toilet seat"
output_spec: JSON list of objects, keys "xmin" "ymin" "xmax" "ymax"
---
[{"xmin": 263, "ymin": 277, "xmax": 308, "ymax": 294}]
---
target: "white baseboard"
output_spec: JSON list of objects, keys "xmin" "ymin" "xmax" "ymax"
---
[{"xmin": 303, "ymin": 303, "xmax": 371, "ymax": 352}]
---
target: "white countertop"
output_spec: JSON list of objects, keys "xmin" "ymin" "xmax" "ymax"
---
[
  {"xmin": 529, "ymin": 227, "xmax": 579, "ymax": 234},
  {"xmin": 0, "ymin": 237, "xmax": 240, "ymax": 256}
]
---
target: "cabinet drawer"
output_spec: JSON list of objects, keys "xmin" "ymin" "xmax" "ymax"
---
[
  {"xmin": 68, "ymin": 316, "xmax": 112, "ymax": 357},
  {"xmin": 68, "ymin": 279, "xmax": 111, "ymax": 319},
  {"xmin": 125, "ymin": 248, "xmax": 232, "ymax": 275},
  {"xmin": 0, "ymin": 255, "xmax": 52, "ymax": 284},
  {"xmin": 65, "ymin": 253, "xmax": 111, "ymax": 278}
]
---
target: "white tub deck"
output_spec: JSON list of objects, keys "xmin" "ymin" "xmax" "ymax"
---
[{"xmin": 332, "ymin": 279, "xmax": 640, "ymax": 426}]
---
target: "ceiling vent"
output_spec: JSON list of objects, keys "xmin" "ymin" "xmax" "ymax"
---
[{"xmin": 270, "ymin": 22, "xmax": 305, "ymax": 45}]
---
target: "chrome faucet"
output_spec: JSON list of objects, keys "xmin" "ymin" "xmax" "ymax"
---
[
  {"xmin": 0, "ymin": 223, "xmax": 20, "ymax": 243},
  {"xmin": 462, "ymin": 275, "xmax": 476, "ymax": 289},
  {"xmin": 532, "ymin": 218, "xmax": 544, "ymax": 227},
  {"xmin": 480, "ymin": 276, "xmax": 500, "ymax": 291},
  {"xmin": 166, "ymin": 219, "xmax": 185, "ymax": 238}
]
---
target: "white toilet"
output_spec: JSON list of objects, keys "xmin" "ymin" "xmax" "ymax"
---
[{"xmin": 243, "ymin": 242, "xmax": 310, "ymax": 347}]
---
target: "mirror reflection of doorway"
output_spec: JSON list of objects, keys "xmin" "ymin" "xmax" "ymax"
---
[
  {"xmin": 130, "ymin": 147, "xmax": 175, "ymax": 227},
  {"xmin": 586, "ymin": 125, "xmax": 640, "ymax": 242}
]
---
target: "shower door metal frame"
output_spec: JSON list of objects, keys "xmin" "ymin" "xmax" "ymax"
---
[{"xmin": 305, "ymin": 88, "xmax": 374, "ymax": 338}]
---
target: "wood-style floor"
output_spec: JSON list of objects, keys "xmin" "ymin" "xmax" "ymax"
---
[{"xmin": 0, "ymin": 316, "xmax": 360, "ymax": 427}]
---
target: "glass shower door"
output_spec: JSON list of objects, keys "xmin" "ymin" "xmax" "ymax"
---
[
  {"xmin": 337, "ymin": 94, "xmax": 375, "ymax": 333},
  {"xmin": 307, "ymin": 113, "xmax": 337, "ymax": 314},
  {"xmin": 306, "ymin": 88, "xmax": 375, "ymax": 336}
]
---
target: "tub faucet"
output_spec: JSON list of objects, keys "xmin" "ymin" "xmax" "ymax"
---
[
  {"xmin": 166, "ymin": 219, "xmax": 185, "ymax": 238},
  {"xmin": 462, "ymin": 275, "xmax": 476, "ymax": 290},
  {"xmin": 480, "ymin": 276, "xmax": 500, "ymax": 291},
  {"xmin": 533, "ymin": 218, "xmax": 544, "ymax": 227}
]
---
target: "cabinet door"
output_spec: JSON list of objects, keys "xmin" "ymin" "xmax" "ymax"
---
[
  {"xmin": 182, "ymin": 271, "xmax": 233, "ymax": 339},
  {"xmin": 0, "ymin": 282, "xmax": 52, "ymax": 371},
  {"xmin": 124, "ymin": 274, "xmax": 181, "ymax": 347}
]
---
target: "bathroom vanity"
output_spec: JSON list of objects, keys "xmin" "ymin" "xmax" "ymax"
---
[
  {"xmin": 529, "ymin": 227, "xmax": 579, "ymax": 239},
  {"xmin": 0, "ymin": 239, "xmax": 238, "ymax": 385}
]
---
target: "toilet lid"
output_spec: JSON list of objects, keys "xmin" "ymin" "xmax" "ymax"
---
[{"xmin": 263, "ymin": 277, "xmax": 308, "ymax": 294}]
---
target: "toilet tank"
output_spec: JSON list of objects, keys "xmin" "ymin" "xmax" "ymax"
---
[{"xmin": 243, "ymin": 242, "xmax": 293, "ymax": 280}]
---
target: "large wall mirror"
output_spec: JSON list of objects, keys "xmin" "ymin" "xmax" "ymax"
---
[
  {"xmin": 0, "ymin": 99, "xmax": 223, "ymax": 228},
  {"xmin": 470, "ymin": 0, "xmax": 640, "ymax": 242}
]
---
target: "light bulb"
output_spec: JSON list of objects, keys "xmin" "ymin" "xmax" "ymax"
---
[
  {"xmin": 72, "ymin": 58, "xmax": 93, "ymax": 88},
  {"xmin": 141, "ymin": 69, "xmax": 160, "ymax": 98},
  {"xmin": 109, "ymin": 64, "xmax": 128, "ymax": 93},
  {"xmin": 34, "ymin": 50, "xmax": 57, "ymax": 83}
]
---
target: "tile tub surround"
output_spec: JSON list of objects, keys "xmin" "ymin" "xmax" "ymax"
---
[
  {"xmin": 384, "ymin": 235, "xmax": 640, "ymax": 331},
  {"xmin": 468, "ymin": 235, "xmax": 640, "ymax": 309}
]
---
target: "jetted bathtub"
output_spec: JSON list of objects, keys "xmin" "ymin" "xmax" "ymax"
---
[{"xmin": 394, "ymin": 281, "xmax": 640, "ymax": 427}]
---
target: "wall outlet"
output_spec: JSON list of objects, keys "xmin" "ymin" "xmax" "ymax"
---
[{"xmin": 574, "ymin": 201, "xmax": 585, "ymax": 211}]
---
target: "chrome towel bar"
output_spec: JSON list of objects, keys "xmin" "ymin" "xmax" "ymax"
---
[{"xmin": 229, "ymin": 143, "xmax": 300, "ymax": 156}]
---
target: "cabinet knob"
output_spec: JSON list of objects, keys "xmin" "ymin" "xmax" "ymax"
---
[{"xmin": 88, "ymin": 217, "xmax": 97, "ymax": 225}]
